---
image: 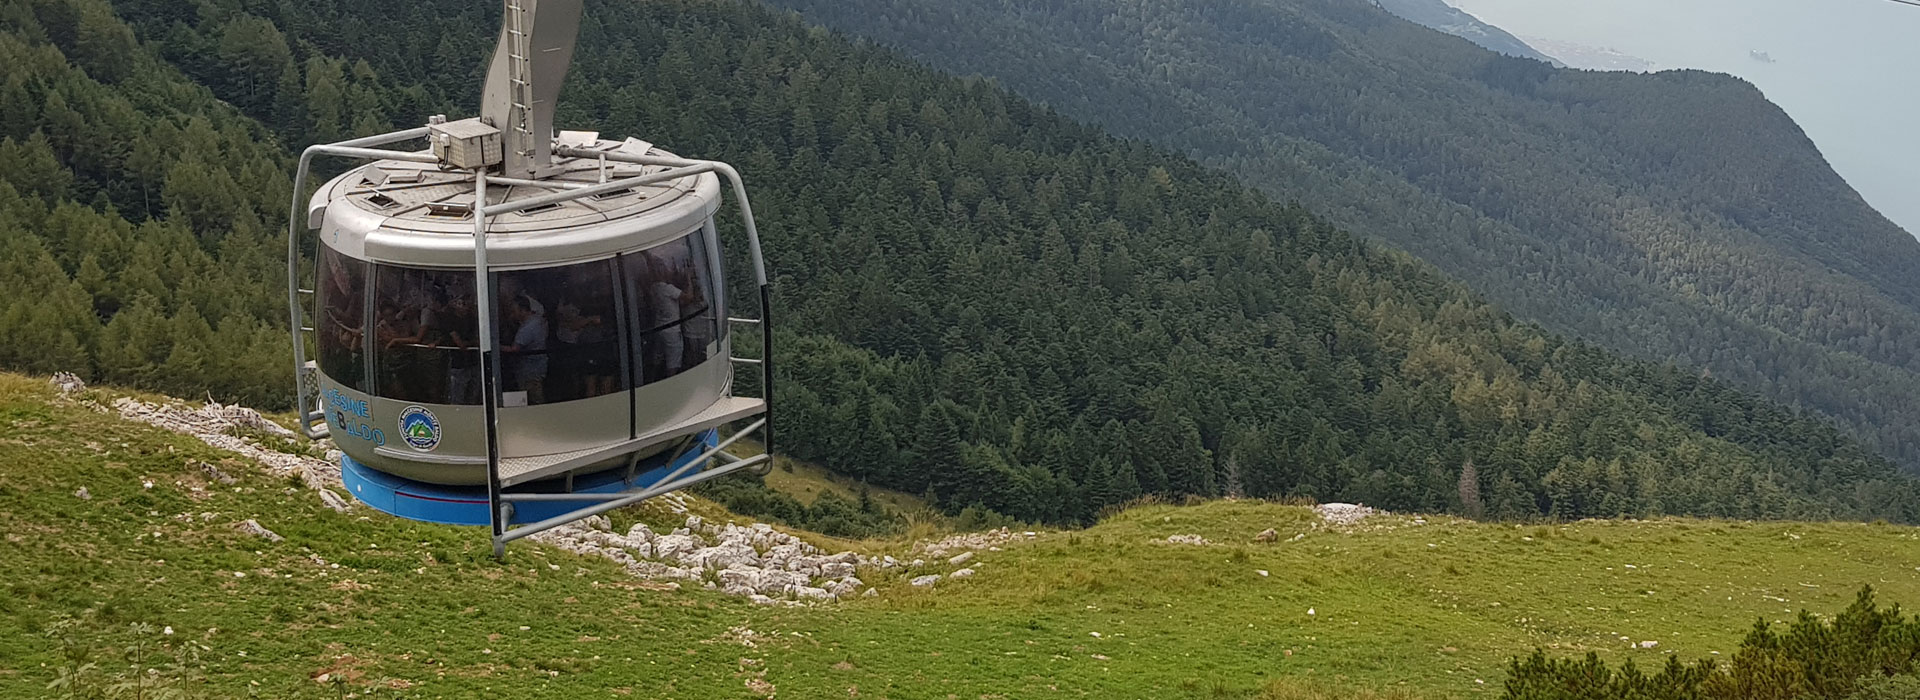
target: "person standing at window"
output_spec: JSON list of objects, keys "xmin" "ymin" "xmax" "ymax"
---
[
  {"xmin": 384, "ymin": 288, "xmax": 450, "ymax": 401},
  {"xmin": 646, "ymin": 253, "xmax": 687, "ymax": 377},
  {"xmin": 501, "ymin": 295, "xmax": 549, "ymax": 404},
  {"xmin": 444, "ymin": 292, "xmax": 480, "ymax": 404},
  {"xmin": 556, "ymin": 297, "xmax": 613, "ymax": 398}
]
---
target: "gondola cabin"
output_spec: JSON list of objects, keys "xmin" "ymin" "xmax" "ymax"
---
[{"xmin": 287, "ymin": 0, "xmax": 770, "ymax": 552}]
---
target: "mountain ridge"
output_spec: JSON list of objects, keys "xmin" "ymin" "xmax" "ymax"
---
[
  {"xmin": 1373, "ymin": 0, "xmax": 1559, "ymax": 64},
  {"xmin": 757, "ymin": 0, "xmax": 1920, "ymax": 471}
]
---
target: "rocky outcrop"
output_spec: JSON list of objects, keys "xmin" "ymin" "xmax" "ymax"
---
[
  {"xmin": 109, "ymin": 395, "xmax": 341, "ymax": 497},
  {"xmin": 916, "ymin": 527, "xmax": 1038, "ymax": 557},
  {"xmin": 1315, "ymin": 503, "xmax": 1380, "ymax": 526},
  {"xmin": 536, "ymin": 516, "xmax": 890, "ymax": 603}
]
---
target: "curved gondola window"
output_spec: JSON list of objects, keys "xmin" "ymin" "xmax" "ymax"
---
[
  {"xmin": 623, "ymin": 230, "xmax": 719, "ymax": 386},
  {"xmin": 370, "ymin": 265, "xmax": 481, "ymax": 405},
  {"xmin": 316, "ymin": 244, "xmax": 369, "ymax": 392},
  {"xmin": 494, "ymin": 258, "xmax": 624, "ymax": 406}
]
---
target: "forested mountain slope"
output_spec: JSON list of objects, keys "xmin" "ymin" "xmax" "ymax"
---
[
  {"xmin": 762, "ymin": 0, "xmax": 1920, "ymax": 471},
  {"xmin": 6, "ymin": 0, "xmax": 1918, "ymax": 524}
]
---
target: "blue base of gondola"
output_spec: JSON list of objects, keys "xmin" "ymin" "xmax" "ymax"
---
[{"xmin": 339, "ymin": 429, "xmax": 720, "ymax": 526}]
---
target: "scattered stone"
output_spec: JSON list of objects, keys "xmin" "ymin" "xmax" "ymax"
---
[
  {"xmin": 1638, "ymin": 641, "xmax": 1659, "ymax": 649},
  {"xmin": 74, "ymin": 487, "xmax": 90, "ymax": 500},
  {"xmin": 317, "ymin": 489, "xmax": 353, "ymax": 513},
  {"xmin": 111, "ymin": 396, "xmax": 335, "ymax": 493},
  {"xmin": 861, "ymin": 588, "xmax": 878, "ymax": 598},
  {"xmin": 1315, "ymin": 503, "xmax": 1380, "ymax": 526},
  {"xmin": 910, "ymin": 575, "xmax": 941, "ymax": 587},
  {"xmin": 1256, "ymin": 570, "xmax": 1270, "ymax": 577},
  {"xmin": 1165, "ymin": 534, "xmax": 1212, "ymax": 546},
  {"xmin": 534, "ymin": 516, "xmax": 882, "ymax": 603},
  {"xmin": 1253, "ymin": 528, "xmax": 1279, "ymax": 543},
  {"xmin": 234, "ymin": 519, "xmax": 283, "ymax": 542},
  {"xmin": 198, "ymin": 461, "xmax": 238, "ymax": 485},
  {"xmin": 949, "ymin": 568, "xmax": 976, "ymax": 579},
  {"xmin": 917, "ymin": 527, "xmax": 1034, "ymax": 557},
  {"xmin": 948, "ymin": 551, "xmax": 975, "ymax": 566},
  {"xmin": 50, "ymin": 372, "xmax": 85, "ymax": 394}
]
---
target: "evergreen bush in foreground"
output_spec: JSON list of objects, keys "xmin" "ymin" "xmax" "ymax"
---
[{"xmin": 1504, "ymin": 586, "xmax": 1920, "ymax": 700}]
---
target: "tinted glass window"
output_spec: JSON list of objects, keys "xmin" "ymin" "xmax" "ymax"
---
[
  {"xmin": 316, "ymin": 244, "xmax": 368, "ymax": 391},
  {"xmin": 623, "ymin": 231, "xmax": 719, "ymax": 386},
  {"xmin": 691, "ymin": 225, "xmax": 725, "ymax": 345},
  {"xmin": 700, "ymin": 220, "xmax": 728, "ymax": 343},
  {"xmin": 496, "ymin": 259, "xmax": 623, "ymax": 406},
  {"xmin": 370, "ymin": 266, "xmax": 481, "ymax": 405}
]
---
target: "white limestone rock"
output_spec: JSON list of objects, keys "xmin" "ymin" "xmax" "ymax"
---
[{"xmin": 234, "ymin": 519, "xmax": 283, "ymax": 542}]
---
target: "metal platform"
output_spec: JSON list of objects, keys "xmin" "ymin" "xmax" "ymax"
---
[
  {"xmin": 498, "ymin": 396, "xmax": 766, "ymax": 486},
  {"xmin": 343, "ymin": 429, "xmax": 720, "ymax": 526}
]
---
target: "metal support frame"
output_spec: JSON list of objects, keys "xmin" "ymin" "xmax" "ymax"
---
[
  {"xmin": 480, "ymin": 147, "xmax": 776, "ymax": 556},
  {"xmin": 555, "ymin": 146, "xmax": 775, "ymax": 461},
  {"xmin": 288, "ymin": 127, "xmax": 434, "ymax": 440},
  {"xmin": 287, "ymin": 128, "xmax": 775, "ymax": 560}
]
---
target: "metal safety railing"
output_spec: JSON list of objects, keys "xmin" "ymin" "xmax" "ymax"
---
[{"xmin": 287, "ymin": 127, "xmax": 435, "ymax": 440}]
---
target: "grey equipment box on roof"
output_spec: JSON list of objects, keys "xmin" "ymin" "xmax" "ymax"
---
[{"xmin": 430, "ymin": 117, "xmax": 503, "ymax": 170}]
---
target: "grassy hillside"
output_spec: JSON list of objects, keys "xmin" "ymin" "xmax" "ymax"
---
[
  {"xmin": 762, "ymin": 0, "xmax": 1920, "ymax": 473},
  {"xmin": 4, "ymin": 372, "xmax": 1917, "ymax": 699}
]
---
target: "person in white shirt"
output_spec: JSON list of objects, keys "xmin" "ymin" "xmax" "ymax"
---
[
  {"xmin": 646, "ymin": 255, "xmax": 687, "ymax": 377},
  {"xmin": 501, "ymin": 295, "xmax": 549, "ymax": 404}
]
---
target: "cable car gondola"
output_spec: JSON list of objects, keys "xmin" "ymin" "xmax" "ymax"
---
[{"xmin": 285, "ymin": 0, "xmax": 771, "ymax": 555}]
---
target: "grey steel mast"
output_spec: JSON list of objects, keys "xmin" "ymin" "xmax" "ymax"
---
[{"xmin": 482, "ymin": 0, "xmax": 584, "ymax": 179}]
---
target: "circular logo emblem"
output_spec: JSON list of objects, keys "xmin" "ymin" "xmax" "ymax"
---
[{"xmin": 399, "ymin": 406, "xmax": 442, "ymax": 452}]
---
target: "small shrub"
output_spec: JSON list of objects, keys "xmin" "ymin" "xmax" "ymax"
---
[
  {"xmin": 45, "ymin": 617, "xmax": 210, "ymax": 700},
  {"xmin": 1502, "ymin": 586, "xmax": 1920, "ymax": 700},
  {"xmin": 1846, "ymin": 674, "xmax": 1920, "ymax": 700},
  {"xmin": 692, "ymin": 474, "xmax": 904, "ymax": 538},
  {"xmin": 1260, "ymin": 677, "xmax": 1426, "ymax": 699}
]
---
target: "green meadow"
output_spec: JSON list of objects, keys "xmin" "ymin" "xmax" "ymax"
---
[{"xmin": 1, "ymin": 372, "xmax": 1913, "ymax": 699}]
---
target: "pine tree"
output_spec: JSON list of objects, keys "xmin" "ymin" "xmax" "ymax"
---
[
  {"xmin": 909, "ymin": 399, "xmax": 964, "ymax": 496},
  {"xmin": 1458, "ymin": 458, "xmax": 1484, "ymax": 519}
]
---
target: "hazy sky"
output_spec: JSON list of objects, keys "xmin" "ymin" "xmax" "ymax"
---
[{"xmin": 1445, "ymin": 0, "xmax": 1920, "ymax": 238}]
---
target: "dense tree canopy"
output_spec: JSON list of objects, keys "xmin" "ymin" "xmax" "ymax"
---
[
  {"xmin": 762, "ymin": 0, "xmax": 1920, "ymax": 473},
  {"xmin": 2, "ymin": 0, "xmax": 1915, "ymax": 524}
]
